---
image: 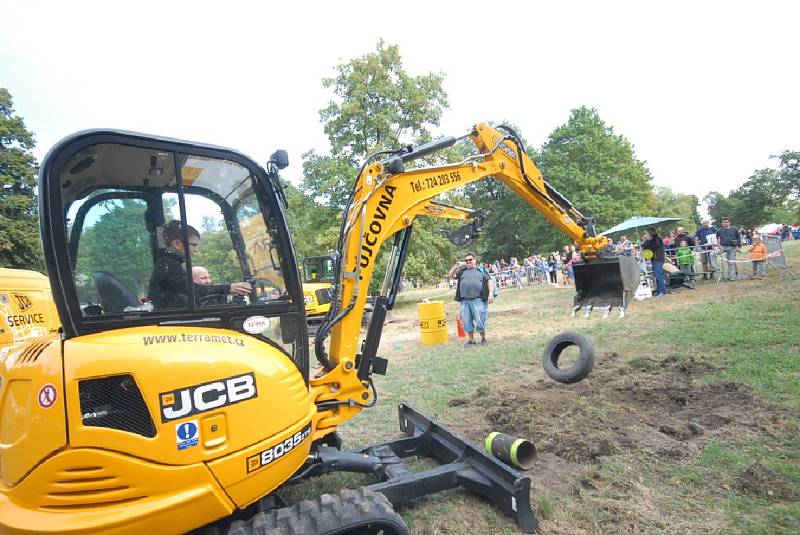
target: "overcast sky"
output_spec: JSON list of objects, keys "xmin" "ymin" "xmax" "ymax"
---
[{"xmin": 2, "ymin": 0, "xmax": 798, "ymax": 206}]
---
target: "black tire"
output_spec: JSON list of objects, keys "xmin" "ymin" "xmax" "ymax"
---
[
  {"xmin": 227, "ymin": 488, "xmax": 409, "ymax": 535},
  {"xmin": 542, "ymin": 331, "xmax": 595, "ymax": 384}
]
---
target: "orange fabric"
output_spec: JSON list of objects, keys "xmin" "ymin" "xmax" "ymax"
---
[{"xmin": 748, "ymin": 242, "xmax": 767, "ymax": 261}]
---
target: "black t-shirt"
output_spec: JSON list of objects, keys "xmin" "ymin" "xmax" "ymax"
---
[
  {"xmin": 148, "ymin": 250, "xmax": 231, "ymax": 309},
  {"xmin": 642, "ymin": 235, "xmax": 665, "ymax": 262}
]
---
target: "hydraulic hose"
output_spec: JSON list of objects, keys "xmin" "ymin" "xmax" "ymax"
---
[{"xmin": 314, "ymin": 148, "xmax": 403, "ymax": 370}]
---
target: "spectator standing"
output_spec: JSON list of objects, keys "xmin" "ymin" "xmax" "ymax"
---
[
  {"xmin": 694, "ymin": 220, "xmax": 718, "ymax": 280},
  {"xmin": 739, "ymin": 227, "xmax": 749, "ymax": 246},
  {"xmin": 664, "ymin": 230, "xmax": 677, "ymax": 263},
  {"xmin": 675, "ymin": 240, "xmax": 695, "ymax": 279},
  {"xmin": 748, "ymin": 234, "xmax": 768, "ymax": 278},
  {"xmin": 617, "ymin": 235, "xmax": 634, "ymax": 256},
  {"xmin": 561, "ymin": 246, "xmax": 572, "ymax": 286},
  {"xmin": 547, "ymin": 253, "xmax": 558, "ymax": 284},
  {"xmin": 448, "ymin": 252, "xmax": 494, "ymax": 346},
  {"xmin": 674, "ymin": 226, "xmax": 695, "ymax": 249},
  {"xmin": 716, "ymin": 217, "xmax": 741, "ymax": 281},
  {"xmin": 566, "ymin": 250, "xmax": 581, "ymax": 286},
  {"xmin": 642, "ymin": 227, "xmax": 667, "ymax": 297}
]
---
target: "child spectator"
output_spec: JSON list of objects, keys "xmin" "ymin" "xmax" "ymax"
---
[
  {"xmin": 748, "ymin": 234, "xmax": 768, "ymax": 279},
  {"xmin": 675, "ymin": 239, "xmax": 695, "ymax": 279}
]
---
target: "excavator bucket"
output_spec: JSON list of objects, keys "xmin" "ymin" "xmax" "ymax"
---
[{"xmin": 573, "ymin": 255, "xmax": 640, "ymax": 315}]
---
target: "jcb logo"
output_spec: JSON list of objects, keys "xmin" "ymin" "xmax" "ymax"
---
[
  {"xmin": 159, "ymin": 372, "xmax": 257, "ymax": 422},
  {"xmin": 12, "ymin": 294, "xmax": 32, "ymax": 312}
]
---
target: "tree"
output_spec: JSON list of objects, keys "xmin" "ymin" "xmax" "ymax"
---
[
  {"xmin": 0, "ymin": 88, "xmax": 43, "ymax": 270},
  {"xmin": 775, "ymin": 150, "xmax": 800, "ymax": 199},
  {"xmin": 192, "ymin": 228, "xmax": 240, "ymax": 285},
  {"xmin": 476, "ymin": 107, "xmax": 653, "ymax": 255},
  {"xmin": 284, "ymin": 183, "xmax": 339, "ymax": 261},
  {"xmin": 290, "ymin": 41, "xmax": 452, "ymax": 285},
  {"xmin": 727, "ymin": 169, "xmax": 780, "ymax": 227},
  {"xmin": 320, "ymin": 39, "xmax": 447, "ymax": 164},
  {"xmin": 75, "ymin": 200, "xmax": 152, "ymax": 300},
  {"xmin": 647, "ymin": 187, "xmax": 700, "ymax": 232},
  {"xmin": 704, "ymin": 191, "xmax": 739, "ymax": 226},
  {"xmin": 300, "ymin": 40, "xmax": 447, "ymax": 209}
]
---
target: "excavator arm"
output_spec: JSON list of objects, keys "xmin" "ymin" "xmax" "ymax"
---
[{"xmin": 310, "ymin": 123, "xmax": 638, "ymax": 431}]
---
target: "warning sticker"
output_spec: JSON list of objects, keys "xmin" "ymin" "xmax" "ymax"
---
[
  {"xmin": 176, "ymin": 420, "xmax": 199, "ymax": 450},
  {"xmin": 38, "ymin": 384, "xmax": 57, "ymax": 409}
]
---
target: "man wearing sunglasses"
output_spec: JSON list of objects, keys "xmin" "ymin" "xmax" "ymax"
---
[{"xmin": 448, "ymin": 252, "xmax": 495, "ymax": 346}]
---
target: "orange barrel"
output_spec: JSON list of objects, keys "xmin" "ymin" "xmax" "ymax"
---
[{"xmin": 417, "ymin": 300, "xmax": 448, "ymax": 345}]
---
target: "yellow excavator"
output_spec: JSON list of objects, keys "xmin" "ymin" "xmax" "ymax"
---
[
  {"xmin": 0, "ymin": 268, "xmax": 61, "ymax": 349},
  {"xmin": 0, "ymin": 123, "xmax": 637, "ymax": 534}
]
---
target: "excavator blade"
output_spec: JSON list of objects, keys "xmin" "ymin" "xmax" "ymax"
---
[{"xmin": 573, "ymin": 255, "xmax": 640, "ymax": 314}]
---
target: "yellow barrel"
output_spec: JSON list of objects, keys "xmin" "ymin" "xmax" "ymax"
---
[{"xmin": 418, "ymin": 300, "xmax": 448, "ymax": 345}]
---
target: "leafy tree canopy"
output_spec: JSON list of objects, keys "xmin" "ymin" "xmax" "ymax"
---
[
  {"xmin": 775, "ymin": 150, "xmax": 800, "ymax": 200},
  {"xmin": 0, "ymin": 88, "xmax": 43, "ymax": 270},
  {"xmin": 75, "ymin": 200, "xmax": 152, "ymax": 300},
  {"xmin": 289, "ymin": 41, "xmax": 453, "ymax": 286},
  {"xmin": 705, "ymin": 168, "xmax": 794, "ymax": 228},
  {"xmin": 466, "ymin": 107, "xmax": 655, "ymax": 257},
  {"xmin": 320, "ymin": 39, "xmax": 448, "ymax": 162},
  {"xmin": 300, "ymin": 40, "xmax": 448, "ymax": 211},
  {"xmin": 647, "ymin": 187, "xmax": 700, "ymax": 232}
]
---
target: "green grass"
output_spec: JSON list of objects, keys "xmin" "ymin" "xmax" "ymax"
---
[{"xmin": 295, "ymin": 241, "xmax": 800, "ymax": 533}]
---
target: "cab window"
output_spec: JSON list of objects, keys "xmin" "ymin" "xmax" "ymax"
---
[
  {"xmin": 61, "ymin": 144, "xmax": 291, "ymax": 317},
  {"xmin": 69, "ymin": 193, "xmax": 153, "ymax": 314}
]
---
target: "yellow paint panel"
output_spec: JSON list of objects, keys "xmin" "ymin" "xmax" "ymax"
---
[{"xmin": 0, "ymin": 448, "xmax": 233, "ymax": 534}]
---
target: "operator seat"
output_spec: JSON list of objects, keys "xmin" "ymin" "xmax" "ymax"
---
[{"xmin": 92, "ymin": 271, "xmax": 140, "ymax": 314}]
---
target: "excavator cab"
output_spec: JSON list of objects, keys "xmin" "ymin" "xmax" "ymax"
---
[
  {"xmin": 48, "ymin": 134, "xmax": 305, "ymax": 348},
  {"xmin": 303, "ymin": 256, "xmax": 335, "ymax": 284},
  {"xmin": 0, "ymin": 131, "xmax": 326, "ymax": 534},
  {"xmin": 301, "ymin": 255, "xmax": 335, "ymax": 324}
]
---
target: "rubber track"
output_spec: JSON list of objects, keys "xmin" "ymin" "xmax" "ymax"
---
[{"xmin": 226, "ymin": 488, "xmax": 409, "ymax": 535}]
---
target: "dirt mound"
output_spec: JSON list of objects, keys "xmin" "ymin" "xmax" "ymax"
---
[
  {"xmin": 735, "ymin": 463, "xmax": 796, "ymax": 500},
  {"xmin": 450, "ymin": 354, "xmax": 794, "ymax": 465}
]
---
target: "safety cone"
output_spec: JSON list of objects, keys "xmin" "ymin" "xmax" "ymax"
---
[{"xmin": 456, "ymin": 316, "xmax": 467, "ymax": 340}]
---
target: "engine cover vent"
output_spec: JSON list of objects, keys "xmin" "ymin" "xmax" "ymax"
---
[{"xmin": 79, "ymin": 375, "xmax": 156, "ymax": 438}]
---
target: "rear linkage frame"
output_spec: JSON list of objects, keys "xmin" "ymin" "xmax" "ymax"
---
[{"xmin": 290, "ymin": 404, "xmax": 538, "ymax": 533}]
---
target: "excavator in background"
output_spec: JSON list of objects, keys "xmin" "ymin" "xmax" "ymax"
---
[
  {"xmin": 0, "ymin": 123, "xmax": 637, "ymax": 534},
  {"xmin": 0, "ymin": 268, "xmax": 60, "ymax": 349},
  {"xmin": 301, "ymin": 255, "xmax": 336, "ymax": 325}
]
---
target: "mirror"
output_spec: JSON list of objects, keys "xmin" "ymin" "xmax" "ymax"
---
[{"xmin": 269, "ymin": 150, "xmax": 289, "ymax": 170}]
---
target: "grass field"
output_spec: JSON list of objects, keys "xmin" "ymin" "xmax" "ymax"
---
[{"xmin": 291, "ymin": 241, "xmax": 800, "ymax": 534}]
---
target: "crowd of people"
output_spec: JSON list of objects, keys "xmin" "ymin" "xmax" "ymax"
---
[
  {"xmin": 444, "ymin": 246, "xmax": 584, "ymax": 292},
  {"xmin": 630, "ymin": 217, "xmax": 795, "ymax": 292},
  {"xmin": 444, "ymin": 217, "xmax": 795, "ymax": 297},
  {"xmin": 443, "ymin": 217, "xmax": 794, "ymax": 346}
]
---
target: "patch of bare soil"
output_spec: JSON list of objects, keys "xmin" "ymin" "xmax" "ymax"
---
[
  {"xmin": 447, "ymin": 352, "xmax": 797, "ymax": 498},
  {"xmin": 735, "ymin": 463, "xmax": 797, "ymax": 500}
]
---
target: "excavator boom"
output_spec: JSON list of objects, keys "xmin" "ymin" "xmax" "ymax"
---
[{"xmin": 319, "ymin": 123, "xmax": 636, "ymax": 371}]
